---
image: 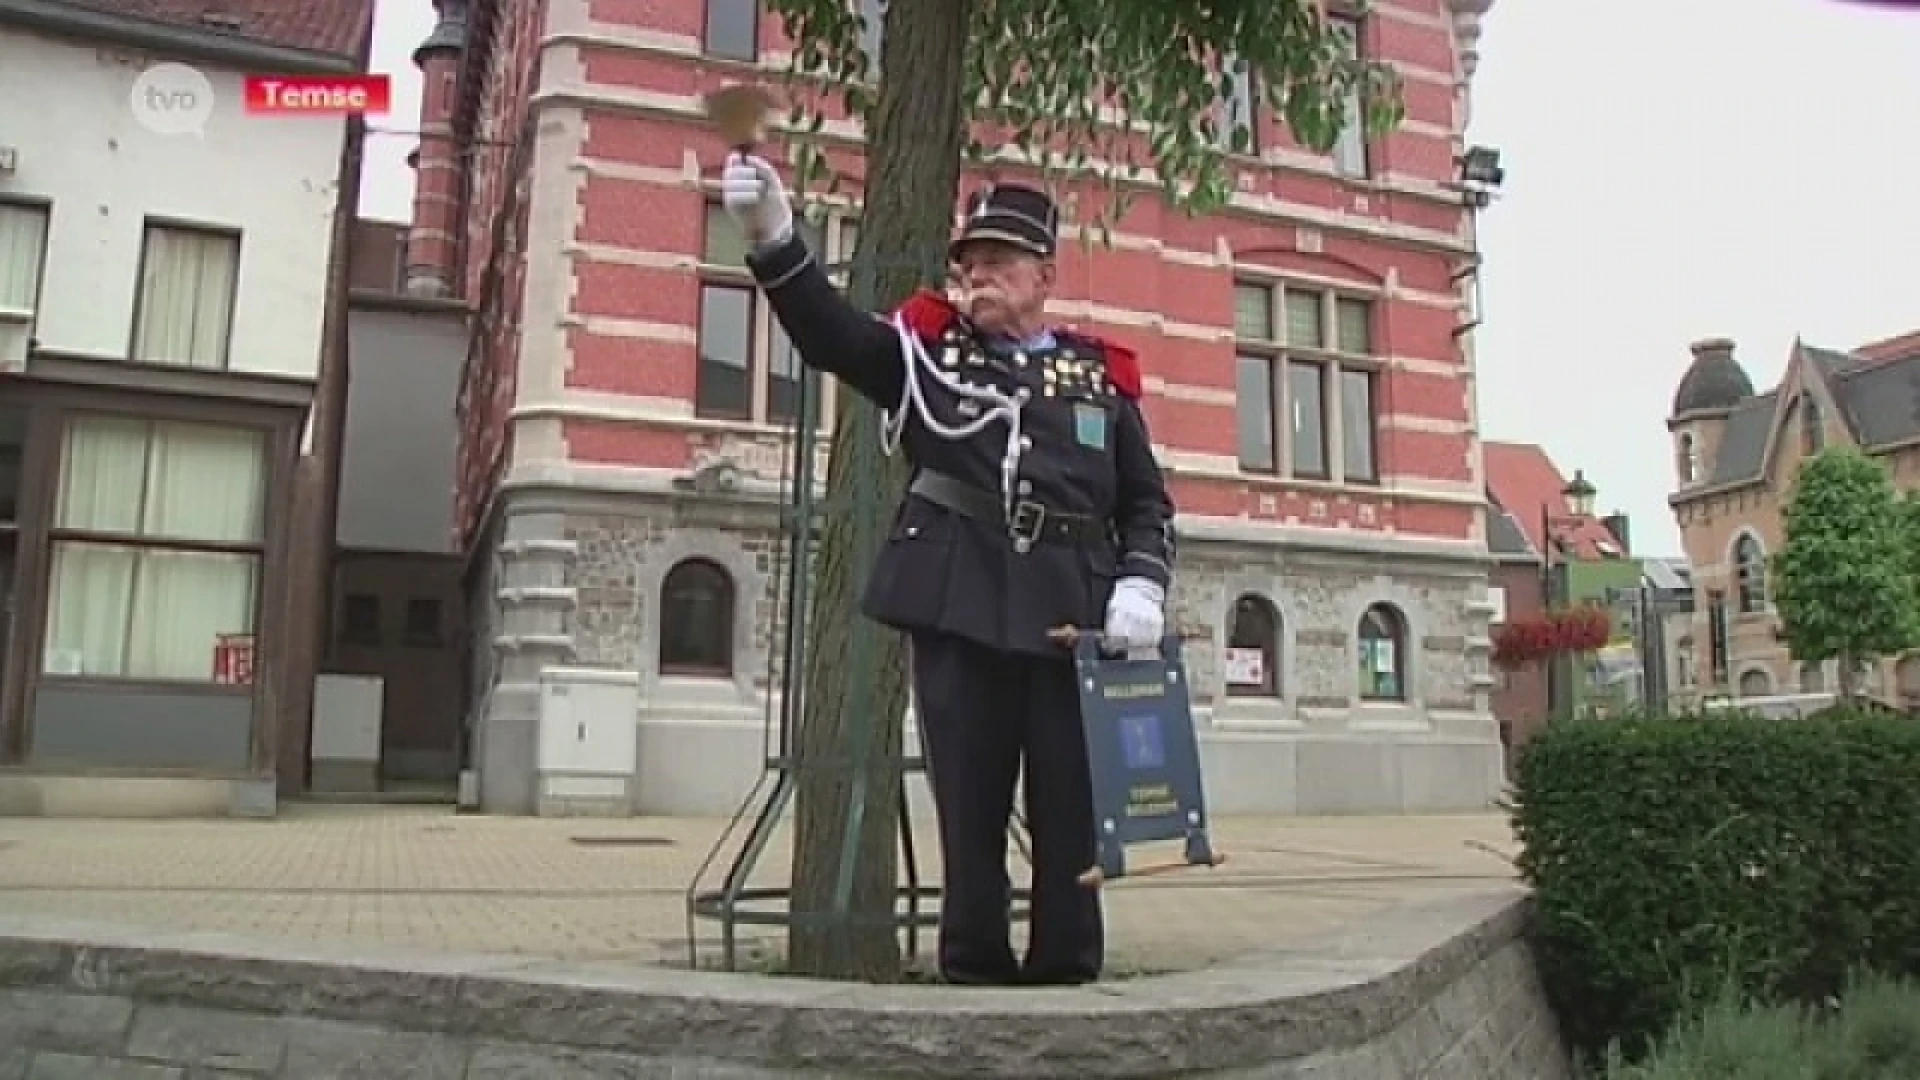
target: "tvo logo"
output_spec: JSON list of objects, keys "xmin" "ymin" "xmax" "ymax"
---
[{"xmin": 130, "ymin": 62, "xmax": 215, "ymax": 137}]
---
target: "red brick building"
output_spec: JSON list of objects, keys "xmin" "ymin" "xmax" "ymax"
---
[{"xmin": 415, "ymin": 0, "xmax": 1508, "ymax": 815}]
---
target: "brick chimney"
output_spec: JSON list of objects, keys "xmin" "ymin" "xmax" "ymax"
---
[
  {"xmin": 404, "ymin": 0, "xmax": 466, "ymax": 298},
  {"xmin": 1600, "ymin": 512, "xmax": 1631, "ymax": 555}
]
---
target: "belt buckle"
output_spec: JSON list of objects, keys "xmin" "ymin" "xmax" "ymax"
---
[{"xmin": 1009, "ymin": 499, "xmax": 1046, "ymax": 553}]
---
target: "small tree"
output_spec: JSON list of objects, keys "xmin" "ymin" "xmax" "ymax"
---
[
  {"xmin": 1773, "ymin": 447, "xmax": 1919, "ymax": 698},
  {"xmin": 760, "ymin": 0, "xmax": 1405, "ymax": 982}
]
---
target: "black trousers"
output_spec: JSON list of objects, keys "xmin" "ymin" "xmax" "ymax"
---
[{"xmin": 912, "ymin": 631, "xmax": 1103, "ymax": 985}]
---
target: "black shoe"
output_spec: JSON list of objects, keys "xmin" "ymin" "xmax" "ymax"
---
[
  {"xmin": 939, "ymin": 967, "xmax": 1021, "ymax": 987},
  {"xmin": 1015, "ymin": 967, "xmax": 1098, "ymax": 987}
]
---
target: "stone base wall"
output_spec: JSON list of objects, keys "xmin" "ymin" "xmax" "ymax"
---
[
  {"xmin": 0, "ymin": 889, "xmax": 1569, "ymax": 1079},
  {"xmin": 0, "ymin": 775, "xmax": 275, "ymax": 819},
  {"xmin": 469, "ymin": 485, "xmax": 1507, "ymax": 816}
]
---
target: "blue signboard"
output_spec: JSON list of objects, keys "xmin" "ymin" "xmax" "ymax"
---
[{"xmin": 1061, "ymin": 630, "xmax": 1220, "ymax": 885}]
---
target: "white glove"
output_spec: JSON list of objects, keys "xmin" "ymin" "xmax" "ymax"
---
[
  {"xmin": 1104, "ymin": 576, "xmax": 1165, "ymax": 652},
  {"xmin": 720, "ymin": 152, "xmax": 795, "ymax": 248}
]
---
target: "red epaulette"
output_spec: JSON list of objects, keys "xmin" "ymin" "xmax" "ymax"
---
[
  {"xmin": 891, "ymin": 289, "xmax": 960, "ymax": 340},
  {"xmin": 1062, "ymin": 330, "xmax": 1143, "ymax": 399}
]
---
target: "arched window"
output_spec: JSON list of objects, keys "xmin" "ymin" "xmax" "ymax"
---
[
  {"xmin": 1737, "ymin": 667, "xmax": 1771, "ymax": 697},
  {"xmin": 1733, "ymin": 533, "xmax": 1767, "ymax": 614},
  {"xmin": 1224, "ymin": 593, "xmax": 1280, "ymax": 697},
  {"xmin": 1676, "ymin": 433, "xmax": 1697, "ymax": 484},
  {"xmin": 1357, "ymin": 602, "xmax": 1407, "ymax": 702},
  {"xmin": 658, "ymin": 558, "xmax": 735, "ymax": 676}
]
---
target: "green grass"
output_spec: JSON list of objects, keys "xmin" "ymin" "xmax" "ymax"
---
[{"xmin": 1596, "ymin": 972, "xmax": 1920, "ymax": 1080}]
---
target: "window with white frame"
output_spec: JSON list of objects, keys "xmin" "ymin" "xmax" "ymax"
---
[
  {"xmin": 42, "ymin": 414, "xmax": 267, "ymax": 682},
  {"xmin": 1233, "ymin": 279, "xmax": 1380, "ymax": 483},
  {"xmin": 697, "ymin": 204, "xmax": 855, "ymax": 428},
  {"xmin": 1328, "ymin": 14, "xmax": 1368, "ymax": 179},
  {"xmin": 1215, "ymin": 53, "xmax": 1258, "ymax": 154},
  {"xmin": 0, "ymin": 201, "xmax": 50, "ymax": 320},
  {"xmin": 132, "ymin": 222, "xmax": 240, "ymax": 370}
]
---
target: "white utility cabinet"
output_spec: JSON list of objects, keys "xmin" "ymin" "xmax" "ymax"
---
[{"xmin": 534, "ymin": 666, "xmax": 640, "ymax": 814}]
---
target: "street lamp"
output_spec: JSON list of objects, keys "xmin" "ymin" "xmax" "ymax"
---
[
  {"xmin": 1540, "ymin": 469, "xmax": 1597, "ymax": 723},
  {"xmin": 1456, "ymin": 145, "xmax": 1505, "ymax": 210},
  {"xmin": 1540, "ymin": 469, "xmax": 1597, "ymax": 567},
  {"xmin": 1562, "ymin": 469, "xmax": 1597, "ymax": 518},
  {"xmin": 1450, "ymin": 146, "xmax": 1505, "ymax": 339}
]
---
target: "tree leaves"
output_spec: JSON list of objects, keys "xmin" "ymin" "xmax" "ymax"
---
[
  {"xmin": 767, "ymin": 0, "xmax": 1403, "ymax": 239},
  {"xmin": 1772, "ymin": 447, "xmax": 1920, "ymax": 675}
]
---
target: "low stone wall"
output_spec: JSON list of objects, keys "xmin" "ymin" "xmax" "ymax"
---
[{"xmin": 0, "ymin": 888, "xmax": 1570, "ymax": 1078}]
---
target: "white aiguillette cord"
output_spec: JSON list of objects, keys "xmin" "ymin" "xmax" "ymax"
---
[{"xmin": 879, "ymin": 314, "xmax": 1029, "ymax": 516}]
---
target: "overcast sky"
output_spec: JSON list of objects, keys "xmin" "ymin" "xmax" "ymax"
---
[{"xmin": 358, "ymin": 0, "xmax": 1920, "ymax": 559}]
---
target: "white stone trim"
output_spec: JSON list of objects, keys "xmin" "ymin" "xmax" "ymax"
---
[
  {"xmin": 530, "ymin": 84, "xmax": 1473, "ymax": 256},
  {"xmin": 494, "ymin": 460, "xmax": 1494, "ymax": 564}
]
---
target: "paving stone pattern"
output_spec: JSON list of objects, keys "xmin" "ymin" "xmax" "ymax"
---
[
  {"xmin": 0, "ymin": 807, "xmax": 1520, "ymax": 975},
  {"xmin": 0, "ymin": 890, "xmax": 1570, "ymax": 1079}
]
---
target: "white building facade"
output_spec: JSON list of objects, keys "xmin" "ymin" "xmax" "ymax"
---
[{"xmin": 0, "ymin": 0, "xmax": 372, "ymax": 817}]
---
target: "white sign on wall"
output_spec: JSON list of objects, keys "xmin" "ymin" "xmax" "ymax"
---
[{"xmin": 1225, "ymin": 647, "xmax": 1266, "ymax": 687}]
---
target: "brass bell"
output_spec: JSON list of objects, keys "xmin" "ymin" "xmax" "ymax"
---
[{"xmin": 703, "ymin": 84, "xmax": 778, "ymax": 151}]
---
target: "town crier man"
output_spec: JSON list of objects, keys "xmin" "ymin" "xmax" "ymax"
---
[{"xmin": 720, "ymin": 152, "xmax": 1177, "ymax": 987}]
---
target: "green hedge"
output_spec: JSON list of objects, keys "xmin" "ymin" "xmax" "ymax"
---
[{"xmin": 1509, "ymin": 706, "xmax": 1920, "ymax": 1061}]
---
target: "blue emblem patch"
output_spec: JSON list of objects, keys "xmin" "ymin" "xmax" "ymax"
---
[{"xmin": 1073, "ymin": 403, "xmax": 1108, "ymax": 450}]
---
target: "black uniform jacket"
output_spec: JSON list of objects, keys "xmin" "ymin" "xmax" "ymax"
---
[{"xmin": 746, "ymin": 230, "xmax": 1176, "ymax": 657}]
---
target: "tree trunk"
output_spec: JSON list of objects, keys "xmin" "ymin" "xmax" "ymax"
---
[{"xmin": 786, "ymin": 0, "xmax": 974, "ymax": 981}]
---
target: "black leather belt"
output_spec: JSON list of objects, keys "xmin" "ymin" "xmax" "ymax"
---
[{"xmin": 908, "ymin": 469, "xmax": 1105, "ymax": 551}]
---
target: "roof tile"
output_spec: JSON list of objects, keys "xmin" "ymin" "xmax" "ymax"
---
[
  {"xmin": 44, "ymin": 0, "xmax": 372, "ymax": 60},
  {"xmin": 1483, "ymin": 441, "xmax": 1624, "ymax": 561}
]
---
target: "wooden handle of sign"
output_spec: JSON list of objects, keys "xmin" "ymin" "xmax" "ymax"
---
[
  {"xmin": 1047, "ymin": 625, "xmax": 1096, "ymax": 649},
  {"xmin": 1048, "ymin": 625, "xmax": 1206, "ymax": 650},
  {"xmin": 1077, "ymin": 853, "xmax": 1227, "ymax": 888}
]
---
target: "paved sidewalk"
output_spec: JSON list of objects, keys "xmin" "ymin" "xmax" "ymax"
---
[{"xmin": 0, "ymin": 804, "xmax": 1517, "ymax": 974}]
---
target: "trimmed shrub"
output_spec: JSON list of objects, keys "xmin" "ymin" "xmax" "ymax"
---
[{"xmin": 1510, "ymin": 706, "xmax": 1920, "ymax": 1061}]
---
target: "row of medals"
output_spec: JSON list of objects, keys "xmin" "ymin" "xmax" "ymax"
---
[{"xmin": 938, "ymin": 331, "xmax": 1110, "ymax": 397}]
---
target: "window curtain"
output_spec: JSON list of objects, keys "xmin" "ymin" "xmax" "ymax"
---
[
  {"xmin": 1330, "ymin": 18, "xmax": 1367, "ymax": 176},
  {"xmin": 1333, "ymin": 93, "xmax": 1366, "ymax": 176},
  {"xmin": 0, "ymin": 205, "xmax": 47, "ymax": 312},
  {"xmin": 1340, "ymin": 369, "xmax": 1376, "ymax": 480},
  {"xmin": 1335, "ymin": 297, "xmax": 1372, "ymax": 354},
  {"xmin": 134, "ymin": 228, "xmax": 238, "ymax": 369},
  {"xmin": 43, "ymin": 417, "xmax": 265, "ymax": 680},
  {"xmin": 1285, "ymin": 291, "xmax": 1323, "ymax": 348},
  {"xmin": 696, "ymin": 284, "xmax": 754, "ymax": 418},
  {"xmin": 1232, "ymin": 285, "xmax": 1271, "ymax": 341}
]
